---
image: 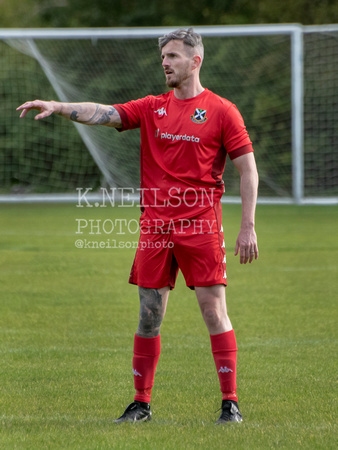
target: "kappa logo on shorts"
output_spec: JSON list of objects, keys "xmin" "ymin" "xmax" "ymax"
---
[{"xmin": 191, "ymin": 108, "xmax": 208, "ymax": 124}]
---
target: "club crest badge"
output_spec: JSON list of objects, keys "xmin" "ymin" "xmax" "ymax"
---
[{"xmin": 191, "ymin": 108, "xmax": 208, "ymax": 124}]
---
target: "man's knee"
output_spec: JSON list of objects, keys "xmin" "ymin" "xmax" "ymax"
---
[
  {"xmin": 201, "ymin": 306, "xmax": 223, "ymax": 328},
  {"xmin": 137, "ymin": 287, "xmax": 168, "ymax": 337}
]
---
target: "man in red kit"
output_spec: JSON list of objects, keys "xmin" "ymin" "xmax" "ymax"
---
[{"xmin": 17, "ymin": 28, "xmax": 259, "ymax": 424}]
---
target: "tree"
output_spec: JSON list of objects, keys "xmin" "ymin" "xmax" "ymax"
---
[{"xmin": 1, "ymin": 0, "xmax": 338, "ymax": 28}]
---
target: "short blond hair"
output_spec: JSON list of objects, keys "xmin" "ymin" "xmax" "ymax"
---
[{"xmin": 158, "ymin": 28, "xmax": 204, "ymax": 62}]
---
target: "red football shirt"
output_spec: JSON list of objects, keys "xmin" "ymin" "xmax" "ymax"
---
[{"xmin": 113, "ymin": 88, "xmax": 253, "ymax": 225}]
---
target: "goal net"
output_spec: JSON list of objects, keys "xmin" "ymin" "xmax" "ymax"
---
[
  {"xmin": 1, "ymin": 25, "xmax": 337, "ymax": 203},
  {"xmin": 303, "ymin": 28, "xmax": 338, "ymax": 198}
]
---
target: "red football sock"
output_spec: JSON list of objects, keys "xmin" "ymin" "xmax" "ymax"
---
[
  {"xmin": 210, "ymin": 329, "xmax": 238, "ymax": 402},
  {"xmin": 133, "ymin": 334, "xmax": 161, "ymax": 404}
]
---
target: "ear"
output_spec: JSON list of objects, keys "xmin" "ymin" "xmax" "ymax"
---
[{"xmin": 192, "ymin": 54, "xmax": 202, "ymax": 70}]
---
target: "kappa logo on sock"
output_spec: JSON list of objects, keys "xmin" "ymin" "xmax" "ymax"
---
[
  {"xmin": 133, "ymin": 368, "xmax": 142, "ymax": 377},
  {"xmin": 218, "ymin": 366, "xmax": 233, "ymax": 373}
]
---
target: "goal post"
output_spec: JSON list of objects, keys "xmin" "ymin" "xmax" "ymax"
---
[{"xmin": 0, "ymin": 24, "xmax": 337, "ymax": 204}]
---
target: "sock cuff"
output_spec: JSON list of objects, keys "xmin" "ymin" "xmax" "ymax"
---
[
  {"xmin": 210, "ymin": 329, "xmax": 237, "ymax": 353},
  {"xmin": 134, "ymin": 393, "xmax": 151, "ymax": 404},
  {"xmin": 134, "ymin": 334, "xmax": 161, "ymax": 356}
]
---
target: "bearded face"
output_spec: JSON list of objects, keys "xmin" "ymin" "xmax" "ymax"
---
[{"xmin": 161, "ymin": 40, "xmax": 195, "ymax": 89}]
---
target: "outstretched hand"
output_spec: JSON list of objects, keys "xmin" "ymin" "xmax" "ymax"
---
[
  {"xmin": 234, "ymin": 227, "xmax": 259, "ymax": 264},
  {"xmin": 17, "ymin": 100, "xmax": 59, "ymax": 120}
]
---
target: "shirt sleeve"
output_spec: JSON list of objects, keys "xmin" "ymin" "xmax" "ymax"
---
[
  {"xmin": 113, "ymin": 96, "xmax": 150, "ymax": 131},
  {"xmin": 222, "ymin": 104, "xmax": 253, "ymax": 158}
]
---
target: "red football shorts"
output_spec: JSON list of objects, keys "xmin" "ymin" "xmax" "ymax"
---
[{"xmin": 129, "ymin": 202, "xmax": 227, "ymax": 289}]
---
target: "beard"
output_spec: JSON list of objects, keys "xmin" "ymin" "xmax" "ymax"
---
[
  {"xmin": 166, "ymin": 78, "xmax": 180, "ymax": 88},
  {"xmin": 165, "ymin": 65, "xmax": 190, "ymax": 88}
]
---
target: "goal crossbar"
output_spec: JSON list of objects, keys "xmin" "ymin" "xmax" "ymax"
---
[{"xmin": 0, "ymin": 24, "xmax": 305, "ymax": 40}]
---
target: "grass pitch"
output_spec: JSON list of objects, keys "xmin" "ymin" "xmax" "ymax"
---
[{"xmin": 0, "ymin": 203, "xmax": 337, "ymax": 449}]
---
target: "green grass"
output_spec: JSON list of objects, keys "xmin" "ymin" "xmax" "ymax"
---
[{"xmin": 0, "ymin": 203, "xmax": 337, "ymax": 449}]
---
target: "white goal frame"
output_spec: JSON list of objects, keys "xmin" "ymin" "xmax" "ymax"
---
[{"xmin": 1, "ymin": 24, "xmax": 337, "ymax": 205}]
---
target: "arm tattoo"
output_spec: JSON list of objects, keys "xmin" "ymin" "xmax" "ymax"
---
[
  {"xmin": 68, "ymin": 105, "xmax": 119, "ymax": 126},
  {"xmin": 70, "ymin": 110, "xmax": 79, "ymax": 122},
  {"xmin": 137, "ymin": 288, "xmax": 165, "ymax": 338},
  {"xmin": 88, "ymin": 105, "xmax": 117, "ymax": 125}
]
